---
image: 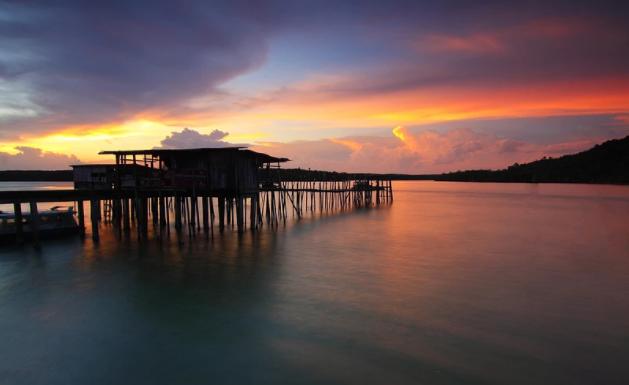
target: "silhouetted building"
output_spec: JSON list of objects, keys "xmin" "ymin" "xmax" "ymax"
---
[{"xmin": 95, "ymin": 147, "xmax": 289, "ymax": 195}]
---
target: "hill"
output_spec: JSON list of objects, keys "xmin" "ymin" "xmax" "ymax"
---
[{"xmin": 433, "ymin": 135, "xmax": 629, "ymax": 184}]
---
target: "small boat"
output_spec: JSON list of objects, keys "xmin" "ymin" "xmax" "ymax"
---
[{"xmin": 0, "ymin": 206, "xmax": 80, "ymax": 242}]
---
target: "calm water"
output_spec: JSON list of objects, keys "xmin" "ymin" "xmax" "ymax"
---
[{"xmin": 1, "ymin": 181, "xmax": 628, "ymax": 385}]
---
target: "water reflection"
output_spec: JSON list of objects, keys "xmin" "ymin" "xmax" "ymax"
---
[{"xmin": 1, "ymin": 181, "xmax": 629, "ymax": 385}]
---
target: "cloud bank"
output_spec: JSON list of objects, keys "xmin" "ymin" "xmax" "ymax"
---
[
  {"xmin": 159, "ymin": 128, "xmax": 244, "ymax": 149},
  {"xmin": 0, "ymin": 147, "xmax": 79, "ymax": 170},
  {"xmin": 254, "ymin": 127, "xmax": 602, "ymax": 174},
  {"xmin": 0, "ymin": 0, "xmax": 274, "ymax": 135},
  {"xmin": 2, "ymin": 1, "xmax": 628, "ymax": 137}
]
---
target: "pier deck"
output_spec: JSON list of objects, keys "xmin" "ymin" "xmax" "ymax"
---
[
  {"xmin": 1, "ymin": 147, "xmax": 393, "ymax": 245},
  {"xmin": 0, "ymin": 177, "xmax": 392, "ymax": 246}
]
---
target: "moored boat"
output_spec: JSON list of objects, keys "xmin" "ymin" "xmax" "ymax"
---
[{"xmin": 0, "ymin": 206, "xmax": 80, "ymax": 242}]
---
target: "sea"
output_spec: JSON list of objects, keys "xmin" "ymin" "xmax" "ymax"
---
[{"xmin": 0, "ymin": 181, "xmax": 628, "ymax": 385}]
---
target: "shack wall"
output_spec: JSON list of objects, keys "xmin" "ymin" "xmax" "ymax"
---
[{"xmin": 72, "ymin": 166, "xmax": 113, "ymax": 190}]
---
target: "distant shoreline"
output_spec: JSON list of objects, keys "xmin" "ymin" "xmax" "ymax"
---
[
  {"xmin": 1, "ymin": 169, "xmax": 627, "ymax": 185},
  {"xmin": 0, "ymin": 170, "xmax": 73, "ymax": 182}
]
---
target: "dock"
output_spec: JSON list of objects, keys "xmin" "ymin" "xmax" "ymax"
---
[{"xmin": 0, "ymin": 147, "xmax": 393, "ymax": 244}]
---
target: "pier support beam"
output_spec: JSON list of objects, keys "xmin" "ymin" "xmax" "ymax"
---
[
  {"xmin": 122, "ymin": 199, "xmax": 130, "ymax": 233},
  {"xmin": 218, "ymin": 197, "xmax": 225, "ymax": 232},
  {"xmin": 174, "ymin": 196, "xmax": 182, "ymax": 231},
  {"xmin": 190, "ymin": 196, "xmax": 197, "ymax": 233},
  {"xmin": 139, "ymin": 198, "xmax": 148, "ymax": 240},
  {"xmin": 250, "ymin": 196, "xmax": 257, "ymax": 231},
  {"xmin": 14, "ymin": 202, "xmax": 23, "ymax": 244},
  {"xmin": 29, "ymin": 201, "xmax": 40, "ymax": 246},
  {"xmin": 77, "ymin": 200, "xmax": 85, "ymax": 237},
  {"xmin": 90, "ymin": 199, "xmax": 99, "ymax": 242},
  {"xmin": 202, "ymin": 196, "xmax": 209, "ymax": 232},
  {"xmin": 209, "ymin": 197, "xmax": 215, "ymax": 231},
  {"xmin": 151, "ymin": 197, "xmax": 158, "ymax": 226},
  {"xmin": 236, "ymin": 197, "xmax": 244, "ymax": 233},
  {"xmin": 159, "ymin": 196, "xmax": 166, "ymax": 227},
  {"xmin": 112, "ymin": 199, "xmax": 121, "ymax": 229}
]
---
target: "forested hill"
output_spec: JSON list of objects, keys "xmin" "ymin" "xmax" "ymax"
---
[{"xmin": 433, "ymin": 135, "xmax": 629, "ymax": 184}]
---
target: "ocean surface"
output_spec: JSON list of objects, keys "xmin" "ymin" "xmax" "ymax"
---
[{"xmin": 1, "ymin": 181, "xmax": 628, "ymax": 385}]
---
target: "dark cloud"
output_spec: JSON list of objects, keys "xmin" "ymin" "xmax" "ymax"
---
[
  {"xmin": 1, "ymin": 0, "xmax": 628, "ymax": 138},
  {"xmin": 1, "ymin": 0, "xmax": 276, "ymax": 133}
]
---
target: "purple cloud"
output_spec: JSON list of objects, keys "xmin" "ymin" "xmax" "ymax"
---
[
  {"xmin": 159, "ymin": 128, "xmax": 245, "ymax": 149},
  {"xmin": 0, "ymin": 146, "xmax": 79, "ymax": 170}
]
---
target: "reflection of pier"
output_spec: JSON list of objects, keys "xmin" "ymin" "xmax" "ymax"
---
[{"xmin": 0, "ymin": 147, "xmax": 392, "ymax": 244}]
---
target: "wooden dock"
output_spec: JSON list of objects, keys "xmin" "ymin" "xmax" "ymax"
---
[
  {"xmin": 1, "ymin": 148, "xmax": 393, "ymax": 245},
  {"xmin": 1, "ymin": 179, "xmax": 392, "ymax": 245}
]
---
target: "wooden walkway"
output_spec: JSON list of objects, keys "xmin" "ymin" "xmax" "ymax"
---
[{"xmin": 1, "ymin": 179, "xmax": 392, "ymax": 245}]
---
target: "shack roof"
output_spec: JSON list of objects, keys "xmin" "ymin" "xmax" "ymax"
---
[
  {"xmin": 98, "ymin": 147, "xmax": 289, "ymax": 163},
  {"xmin": 70, "ymin": 163, "xmax": 149, "ymax": 168}
]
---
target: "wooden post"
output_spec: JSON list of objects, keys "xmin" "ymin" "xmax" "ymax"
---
[
  {"xmin": 209, "ymin": 197, "xmax": 215, "ymax": 232},
  {"xmin": 202, "ymin": 196, "xmax": 209, "ymax": 232},
  {"xmin": 97, "ymin": 199, "xmax": 102, "ymax": 222},
  {"xmin": 249, "ymin": 195, "xmax": 257, "ymax": 231},
  {"xmin": 174, "ymin": 196, "xmax": 182, "ymax": 230},
  {"xmin": 226, "ymin": 198, "xmax": 232, "ymax": 225},
  {"xmin": 77, "ymin": 200, "xmax": 85, "ymax": 236},
  {"xmin": 14, "ymin": 202, "xmax": 23, "ymax": 244},
  {"xmin": 190, "ymin": 196, "xmax": 197, "ymax": 232},
  {"xmin": 112, "ymin": 199, "xmax": 121, "ymax": 228},
  {"xmin": 90, "ymin": 199, "xmax": 99, "ymax": 241},
  {"xmin": 122, "ymin": 198, "xmax": 130, "ymax": 233},
  {"xmin": 151, "ymin": 197, "xmax": 158, "ymax": 225},
  {"xmin": 236, "ymin": 197, "xmax": 244, "ymax": 233},
  {"xmin": 218, "ymin": 196, "xmax": 225, "ymax": 232},
  {"xmin": 135, "ymin": 197, "xmax": 141, "ymax": 240},
  {"xmin": 165, "ymin": 196, "xmax": 171, "ymax": 229},
  {"xmin": 29, "ymin": 201, "xmax": 40, "ymax": 245},
  {"xmin": 159, "ymin": 196, "xmax": 166, "ymax": 227},
  {"xmin": 141, "ymin": 198, "xmax": 149, "ymax": 239}
]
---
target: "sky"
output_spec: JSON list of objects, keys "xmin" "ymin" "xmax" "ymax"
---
[{"xmin": 1, "ymin": 0, "xmax": 628, "ymax": 172}]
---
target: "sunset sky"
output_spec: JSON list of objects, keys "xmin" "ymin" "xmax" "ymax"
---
[{"xmin": 1, "ymin": 1, "xmax": 628, "ymax": 172}]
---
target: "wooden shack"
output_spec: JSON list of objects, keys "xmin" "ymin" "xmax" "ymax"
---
[
  {"xmin": 71, "ymin": 164, "xmax": 115, "ymax": 190},
  {"xmin": 72, "ymin": 163, "xmax": 157, "ymax": 190},
  {"xmin": 98, "ymin": 147, "xmax": 288, "ymax": 195}
]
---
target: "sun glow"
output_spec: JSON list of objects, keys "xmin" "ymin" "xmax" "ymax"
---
[
  {"xmin": 3, "ymin": 119, "xmax": 174, "ymax": 160},
  {"xmin": 392, "ymin": 126, "xmax": 407, "ymax": 142}
]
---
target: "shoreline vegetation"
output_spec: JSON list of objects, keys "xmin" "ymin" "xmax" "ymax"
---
[{"xmin": 1, "ymin": 135, "xmax": 627, "ymax": 185}]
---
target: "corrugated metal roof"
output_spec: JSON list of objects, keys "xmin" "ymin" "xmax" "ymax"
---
[{"xmin": 98, "ymin": 147, "xmax": 289, "ymax": 163}]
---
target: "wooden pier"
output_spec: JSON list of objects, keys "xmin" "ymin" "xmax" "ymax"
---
[{"xmin": 0, "ymin": 148, "xmax": 392, "ymax": 244}]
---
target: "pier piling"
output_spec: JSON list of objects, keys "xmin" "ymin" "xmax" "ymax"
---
[
  {"xmin": 29, "ymin": 201, "xmax": 40, "ymax": 246},
  {"xmin": 14, "ymin": 203, "xmax": 23, "ymax": 244},
  {"xmin": 77, "ymin": 200, "xmax": 85, "ymax": 236},
  {"xmin": 90, "ymin": 199, "xmax": 99, "ymax": 241}
]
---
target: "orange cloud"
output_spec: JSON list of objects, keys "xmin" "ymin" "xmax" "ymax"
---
[
  {"xmin": 329, "ymin": 138, "xmax": 363, "ymax": 152},
  {"xmin": 255, "ymin": 126, "xmax": 603, "ymax": 174},
  {"xmin": 419, "ymin": 33, "xmax": 505, "ymax": 53}
]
